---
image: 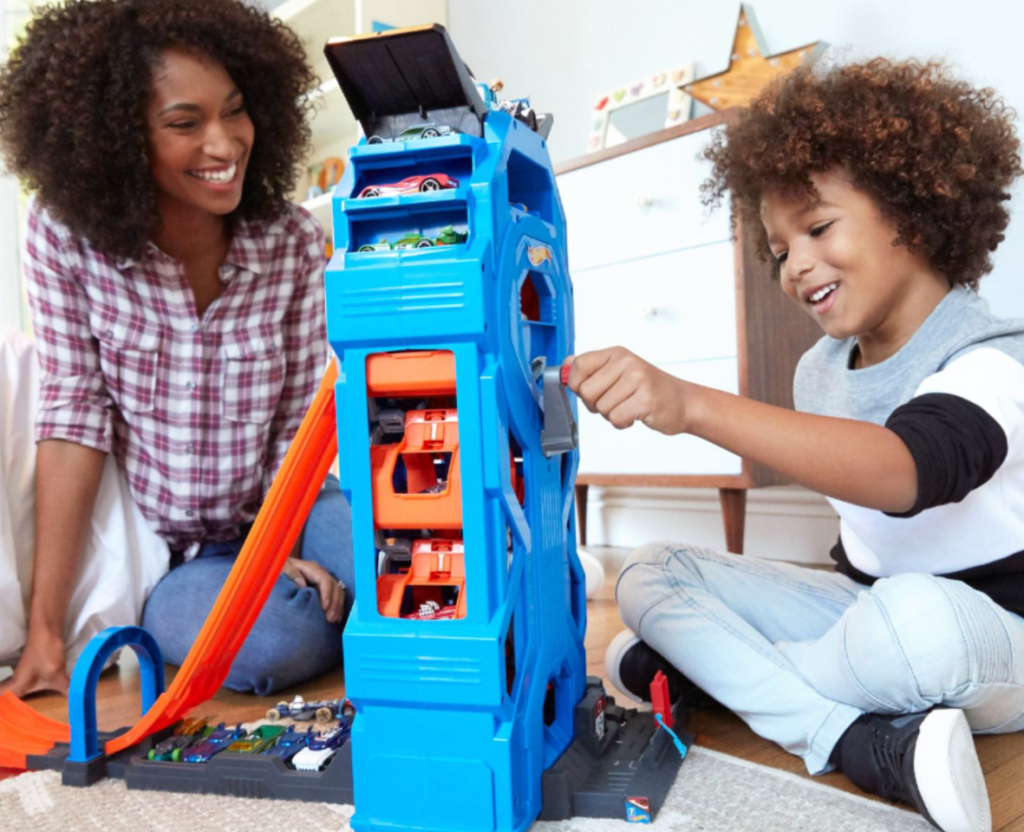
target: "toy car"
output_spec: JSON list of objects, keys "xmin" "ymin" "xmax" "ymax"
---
[
  {"xmin": 147, "ymin": 717, "xmax": 211, "ymax": 762},
  {"xmin": 394, "ymin": 226, "xmax": 469, "ymax": 250},
  {"xmin": 402, "ymin": 600, "xmax": 458, "ymax": 620},
  {"xmin": 182, "ymin": 722, "xmax": 245, "ymax": 763},
  {"xmin": 291, "ymin": 720, "xmax": 352, "ymax": 772},
  {"xmin": 393, "ymin": 233, "xmax": 437, "ymax": 250},
  {"xmin": 358, "ymin": 174, "xmax": 459, "ymax": 199},
  {"xmin": 358, "ymin": 226, "xmax": 468, "ymax": 253},
  {"xmin": 263, "ymin": 725, "xmax": 313, "ymax": 762},
  {"xmin": 357, "ymin": 240, "xmax": 393, "ymax": 253},
  {"xmin": 265, "ymin": 695, "xmax": 341, "ymax": 724},
  {"xmin": 435, "ymin": 225, "xmax": 468, "ymax": 246},
  {"xmin": 366, "ymin": 124, "xmax": 455, "ymax": 144},
  {"xmin": 339, "ymin": 699, "xmax": 356, "ymax": 719},
  {"xmin": 225, "ymin": 724, "xmax": 287, "ymax": 754},
  {"xmin": 499, "ymin": 98, "xmax": 539, "ymax": 132}
]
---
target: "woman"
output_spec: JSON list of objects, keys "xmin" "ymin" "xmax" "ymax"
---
[{"xmin": 0, "ymin": 0, "xmax": 353, "ymax": 697}]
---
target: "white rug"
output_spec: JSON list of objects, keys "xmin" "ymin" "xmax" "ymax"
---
[{"xmin": 2, "ymin": 746, "xmax": 931, "ymax": 832}]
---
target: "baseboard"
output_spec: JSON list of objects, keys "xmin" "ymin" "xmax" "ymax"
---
[{"xmin": 579, "ymin": 484, "xmax": 839, "ymax": 566}]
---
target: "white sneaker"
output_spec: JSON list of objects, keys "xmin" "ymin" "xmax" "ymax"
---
[{"xmin": 836, "ymin": 708, "xmax": 991, "ymax": 832}]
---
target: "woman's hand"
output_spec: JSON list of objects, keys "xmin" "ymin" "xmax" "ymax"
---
[
  {"xmin": 0, "ymin": 627, "xmax": 69, "ymax": 697},
  {"xmin": 563, "ymin": 347, "xmax": 694, "ymax": 435},
  {"xmin": 282, "ymin": 557, "xmax": 346, "ymax": 624}
]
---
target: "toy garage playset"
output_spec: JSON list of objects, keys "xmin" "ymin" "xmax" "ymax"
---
[{"xmin": 0, "ymin": 25, "xmax": 690, "ymax": 831}]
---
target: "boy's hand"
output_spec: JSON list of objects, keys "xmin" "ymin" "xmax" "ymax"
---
[
  {"xmin": 282, "ymin": 557, "xmax": 346, "ymax": 624},
  {"xmin": 0, "ymin": 628, "xmax": 69, "ymax": 698},
  {"xmin": 562, "ymin": 347, "xmax": 692, "ymax": 435}
]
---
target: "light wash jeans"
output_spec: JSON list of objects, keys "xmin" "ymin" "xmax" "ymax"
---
[
  {"xmin": 142, "ymin": 474, "xmax": 354, "ymax": 695},
  {"xmin": 616, "ymin": 542, "xmax": 1024, "ymax": 775}
]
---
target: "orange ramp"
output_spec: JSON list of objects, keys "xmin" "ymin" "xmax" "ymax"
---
[{"xmin": 0, "ymin": 361, "xmax": 339, "ymax": 768}]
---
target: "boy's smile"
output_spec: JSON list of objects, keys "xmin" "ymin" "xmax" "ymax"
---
[{"xmin": 761, "ymin": 169, "xmax": 951, "ymax": 368}]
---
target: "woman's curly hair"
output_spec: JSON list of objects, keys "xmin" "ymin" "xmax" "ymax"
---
[
  {"xmin": 702, "ymin": 58, "xmax": 1023, "ymax": 287},
  {"xmin": 0, "ymin": 0, "xmax": 316, "ymax": 259}
]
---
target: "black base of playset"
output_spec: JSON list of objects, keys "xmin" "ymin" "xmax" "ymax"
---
[
  {"xmin": 540, "ymin": 678, "xmax": 692, "ymax": 821},
  {"xmin": 26, "ymin": 678, "xmax": 688, "ymax": 823}
]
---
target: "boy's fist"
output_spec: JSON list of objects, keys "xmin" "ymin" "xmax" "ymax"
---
[{"xmin": 562, "ymin": 347, "xmax": 691, "ymax": 435}]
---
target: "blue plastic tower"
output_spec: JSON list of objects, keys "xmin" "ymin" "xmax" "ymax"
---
[{"xmin": 325, "ymin": 26, "xmax": 585, "ymax": 832}]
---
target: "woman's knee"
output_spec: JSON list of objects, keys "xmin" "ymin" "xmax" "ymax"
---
[
  {"xmin": 224, "ymin": 577, "xmax": 344, "ymax": 695},
  {"xmin": 141, "ymin": 562, "xmax": 221, "ymax": 665}
]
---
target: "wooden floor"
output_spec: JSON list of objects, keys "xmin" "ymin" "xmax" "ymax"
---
[{"xmin": 5, "ymin": 576, "xmax": 1024, "ymax": 829}]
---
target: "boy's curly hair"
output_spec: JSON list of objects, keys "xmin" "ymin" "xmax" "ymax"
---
[
  {"xmin": 0, "ymin": 0, "xmax": 316, "ymax": 259},
  {"xmin": 702, "ymin": 58, "xmax": 1023, "ymax": 287}
]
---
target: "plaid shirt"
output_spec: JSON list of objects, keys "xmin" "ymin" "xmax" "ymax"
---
[{"xmin": 24, "ymin": 198, "xmax": 328, "ymax": 555}]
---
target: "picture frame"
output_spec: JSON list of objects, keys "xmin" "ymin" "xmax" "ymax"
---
[{"xmin": 588, "ymin": 65, "xmax": 694, "ymax": 152}]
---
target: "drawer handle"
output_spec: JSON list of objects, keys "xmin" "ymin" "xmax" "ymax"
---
[
  {"xmin": 634, "ymin": 195, "xmax": 653, "ymax": 210},
  {"xmin": 641, "ymin": 306, "xmax": 658, "ymax": 320}
]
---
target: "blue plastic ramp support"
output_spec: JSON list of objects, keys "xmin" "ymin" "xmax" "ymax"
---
[
  {"xmin": 330, "ymin": 112, "xmax": 586, "ymax": 829},
  {"xmin": 68, "ymin": 626, "xmax": 165, "ymax": 764}
]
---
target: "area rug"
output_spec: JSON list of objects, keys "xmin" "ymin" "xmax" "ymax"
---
[{"xmin": 1, "ymin": 745, "xmax": 931, "ymax": 832}]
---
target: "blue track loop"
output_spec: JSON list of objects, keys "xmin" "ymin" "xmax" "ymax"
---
[{"xmin": 68, "ymin": 626, "xmax": 165, "ymax": 763}]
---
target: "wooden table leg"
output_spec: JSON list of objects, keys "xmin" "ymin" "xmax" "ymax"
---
[
  {"xmin": 575, "ymin": 483, "xmax": 589, "ymax": 546},
  {"xmin": 719, "ymin": 488, "xmax": 747, "ymax": 554}
]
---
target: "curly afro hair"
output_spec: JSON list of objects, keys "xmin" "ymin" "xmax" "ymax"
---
[
  {"xmin": 0, "ymin": 0, "xmax": 316, "ymax": 259},
  {"xmin": 702, "ymin": 58, "xmax": 1023, "ymax": 288}
]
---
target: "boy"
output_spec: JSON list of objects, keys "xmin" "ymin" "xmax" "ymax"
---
[{"xmin": 566, "ymin": 59, "xmax": 1024, "ymax": 832}]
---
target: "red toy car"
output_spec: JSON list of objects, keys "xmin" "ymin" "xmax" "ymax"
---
[
  {"xmin": 402, "ymin": 600, "xmax": 458, "ymax": 620},
  {"xmin": 358, "ymin": 174, "xmax": 458, "ymax": 199}
]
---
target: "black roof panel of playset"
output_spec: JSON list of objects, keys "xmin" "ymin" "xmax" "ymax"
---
[{"xmin": 324, "ymin": 24, "xmax": 488, "ymax": 140}]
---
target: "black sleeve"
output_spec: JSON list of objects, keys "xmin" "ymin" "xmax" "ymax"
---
[{"xmin": 884, "ymin": 392, "xmax": 1008, "ymax": 518}]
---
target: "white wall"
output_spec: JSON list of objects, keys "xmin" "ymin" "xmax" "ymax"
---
[
  {"xmin": 449, "ymin": 0, "xmax": 1024, "ymax": 562},
  {"xmin": 450, "ymin": 0, "xmax": 1024, "ymax": 316},
  {"xmin": 585, "ymin": 484, "xmax": 841, "ymax": 563}
]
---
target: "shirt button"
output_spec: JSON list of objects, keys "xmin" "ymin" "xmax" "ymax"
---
[
  {"xmin": 190, "ymin": 323, "xmax": 199, "ymax": 333},
  {"xmin": 186, "ymin": 442, "xmax": 195, "ymax": 453},
  {"xmin": 186, "ymin": 380, "xmax": 197, "ymax": 391},
  {"xmin": 105, "ymin": 329, "xmax": 114, "ymax": 339},
  {"xmin": 185, "ymin": 509, "xmax": 195, "ymax": 518}
]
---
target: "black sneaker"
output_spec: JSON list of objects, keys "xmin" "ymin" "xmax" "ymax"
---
[
  {"xmin": 605, "ymin": 629, "xmax": 723, "ymax": 709},
  {"xmin": 834, "ymin": 709, "xmax": 991, "ymax": 832}
]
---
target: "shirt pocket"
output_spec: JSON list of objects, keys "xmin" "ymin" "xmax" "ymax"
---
[
  {"xmin": 220, "ymin": 328, "xmax": 285, "ymax": 424},
  {"xmin": 95, "ymin": 321, "xmax": 160, "ymax": 414}
]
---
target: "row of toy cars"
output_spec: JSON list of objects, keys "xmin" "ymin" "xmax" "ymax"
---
[
  {"xmin": 361, "ymin": 79, "xmax": 551, "ymax": 143},
  {"xmin": 357, "ymin": 225, "xmax": 469, "ymax": 253},
  {"xmin": 144, "ymin": 705, "xmax": 353, "ymax": 772}
]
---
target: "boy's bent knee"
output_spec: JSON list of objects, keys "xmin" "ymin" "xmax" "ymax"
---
[
  {"xmin": 619, "ymin": 540, "xmax": 706, "ymax": 578},
  {"xmin": 615, "ymin": 541, "xmax": 702, "ymax": 634},
  {"xmin": 845, "ymin": 573, "xmax": 1014, "ymax": 708}
]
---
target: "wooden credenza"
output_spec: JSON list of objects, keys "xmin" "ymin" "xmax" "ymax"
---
[{"xmin": 556, "ymin": 110, "xmax": 822, "ymax": 553}]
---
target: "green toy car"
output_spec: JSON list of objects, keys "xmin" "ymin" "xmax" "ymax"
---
[
  {"xmin": 393, "ymin": 233, "xmax": 438, "ymax": 250},
  {"xmin": 357, "ymin": 240, "xmax": 393, "ymax": 253},
  {"xmin": 225, "ymin": 724, "xmax": 287, "ymax": 754},
  {"xmin": 358, "ymin": 226, "xmax": 468, "ymax": 253},
  {"xmin": 435, "ymin": 225, "xmax": 468, "ymax": 246},
  {"xmin": 393, "ymin": 226, "xmax": 469, "ymax": 250}
]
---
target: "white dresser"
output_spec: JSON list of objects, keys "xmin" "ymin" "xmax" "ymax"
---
[{"xmin": 556, "ymin": 110, "xmax": 822, "ymax": 552}]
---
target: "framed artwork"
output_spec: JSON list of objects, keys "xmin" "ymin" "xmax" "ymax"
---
[{"xmin": 588, "ymin": 65, "xmax": 694, "ymax": 152}]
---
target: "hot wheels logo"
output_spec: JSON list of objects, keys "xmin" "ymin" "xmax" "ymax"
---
[{"xmin": 625, "ymin": 796, "xmax": 651, "ymax": 824}]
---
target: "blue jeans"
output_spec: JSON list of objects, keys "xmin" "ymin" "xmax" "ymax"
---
[
  {"xmin": 616, "ymin": 542, "xmax": 1024, "ymax": 775},
  {"xmin": 142, "ymin": 475, "xmax": 354, "ymax": 695}
]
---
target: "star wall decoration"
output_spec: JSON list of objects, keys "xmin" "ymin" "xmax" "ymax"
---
[{"xmin": 684, "ymin": 5, "xmax": 826, "ymax": 110}]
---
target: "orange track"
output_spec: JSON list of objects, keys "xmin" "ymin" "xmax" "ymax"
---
[{"xmin": 0, "ymin": 362, "xmax": 339, "ymax": 770}]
